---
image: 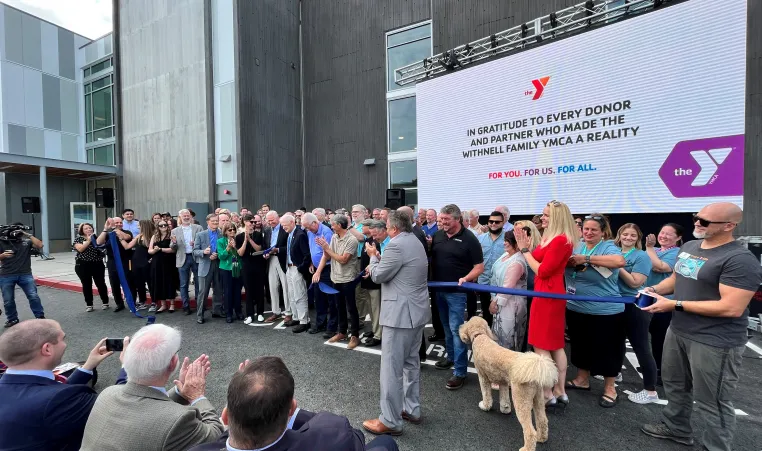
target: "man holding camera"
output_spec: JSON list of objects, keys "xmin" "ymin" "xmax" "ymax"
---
[{"xmin": 0, "ymin": 225, "xmax": 45, "ymax": 328}]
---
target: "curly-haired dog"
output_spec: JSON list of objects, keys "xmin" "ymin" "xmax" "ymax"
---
[{"xmin": 460, "ymin": 317, "xmax": 558, "ymax": 451}]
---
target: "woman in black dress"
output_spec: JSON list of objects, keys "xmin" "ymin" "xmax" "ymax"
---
[
  {"xmin": 73, "ymin": 223, "xmax": 109, "ymax": 312},
  {"xmin": 122, "ymin": 219, "xmax": 155, "ymax": 310},
  {"xmin": 149, "ymin": 221, "xmax": 177, "ymax": 313}
]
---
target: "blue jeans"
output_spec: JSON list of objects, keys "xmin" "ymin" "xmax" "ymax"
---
[
  {"xmin": 436, "ymin": 292, "xmax": 468, "ymax": 377},
  {"xmin": 0, "ymin": 273, "xmax": 45, "ymax": 321},
  {"xmin": 221, "ymin": 269, "xmax": 242, "ymax": 319},
  {"xmin": 178, "ymin": 256, "xmax": 199, "ymax": 309}
]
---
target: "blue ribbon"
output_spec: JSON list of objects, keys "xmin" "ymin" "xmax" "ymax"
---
[
  {"xmin": 309, "ymin": 272, "xmax": 365, "ymax": 295},
  {"xmin": 106, "ymin": 232, "xmax": 155, "ymax": 324},
  {"xmin": 428, "ymin": 281, "xmax": 636, "ymax": 304}
]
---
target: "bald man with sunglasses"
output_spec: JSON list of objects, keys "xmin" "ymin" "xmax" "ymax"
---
[{"xmin": 640, "ymin": 203, "xmax": 762, "ymax": 451}]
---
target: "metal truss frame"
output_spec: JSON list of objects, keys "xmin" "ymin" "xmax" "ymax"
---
[{"xmin": 394, "ymin": 0, "xmax": 674, "ymax": 86}]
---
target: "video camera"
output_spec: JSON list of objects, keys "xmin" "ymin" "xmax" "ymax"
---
[{"xmin": 0, "ymin": 224, "xmax": 32, "ymax": 242}]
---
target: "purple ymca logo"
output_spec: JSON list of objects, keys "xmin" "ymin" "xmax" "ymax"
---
[{"xmin": 658, "ymin": 135, "xmax": 744, "ymax": 198}]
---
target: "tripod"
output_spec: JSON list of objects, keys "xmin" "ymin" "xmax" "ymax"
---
[{"xmin": 29, "ymin": 213, "xmax": 54, "ymax": 261}]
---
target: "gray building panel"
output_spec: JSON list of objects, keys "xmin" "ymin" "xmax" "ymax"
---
[
  {"xmin": 3, "ymin": 6, "xmax": 24, "ymax": 64},
  {"xmin": 7, "ymin": 124, "xmax": 26, "ymax": 155},
  {"xmin": 25, "ymin": 127, "xmax": 44, "ymax": 158},
  {"xmin": 61, "ymin": 133, "xmax": 79, "ymax": 161},
  {"xmin": 301, "ymin": 0, "xmax": 429, "ymax": 210},
  {"xmin": 234, "ymin": 0, "xmax": 302, "ymax": 212},
  {"xmin": 59, "ymin": 78, "xmax": 79, "ymax": 134},
  {"xmin": 57, "ymin": 28, "xmax": 75, "ymax": 80},
  {"xmin": 21, "ymin": 13, "xmax": 42, "ymax": 70},
  {"xmin": 42, "ymin": 73, "xmax": 61, "ymax": 130}
]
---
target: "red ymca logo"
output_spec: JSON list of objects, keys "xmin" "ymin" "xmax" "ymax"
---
[{"xmin": 525, "ymin": 76, "xmax": 550, "ymax": 100}]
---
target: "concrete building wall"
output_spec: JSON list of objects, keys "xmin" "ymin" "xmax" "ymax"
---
[{"xmin": 116, "ymin": 0, "xmax": 213, "ymax": 217}]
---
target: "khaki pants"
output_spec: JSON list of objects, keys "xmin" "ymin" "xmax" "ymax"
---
[
  {"xmin": 369, "ymin": 288, "xmax": 382, "ymax": 339},
  {"xmin": 356, "ymin": 285, "xmax": 371, "ymax": 318},
  {"xmin": 285, "ymin": 267, "xmax": 309, "ymax": 323}
]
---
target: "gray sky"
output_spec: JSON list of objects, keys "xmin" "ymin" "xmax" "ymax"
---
[{"xmin": 3, "ymin": 0, "xmax": 112, "ymax": 39}]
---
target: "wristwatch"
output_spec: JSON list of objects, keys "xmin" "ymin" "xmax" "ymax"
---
[
  {"xmin": 585, "ymin": 255, "xmax": 591, "ymax": 264},
  {"xmin": 520, "ymin": 247, "xmax": 530, "ymax": 254},
  {"xmin": 675, "ymin": 300, "xmax": 684, "ymax": 312}
]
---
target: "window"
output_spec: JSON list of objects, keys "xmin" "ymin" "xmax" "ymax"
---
[
  {"xmin": 87, "ymin": 144, "xmax": 115, "ymax": 166},
  {"xmin": 89, "ymin": 58, "xmax": 112, "ymax": 76},
  {"xmin": 385, "ymin": 22, "xmax": 431, "ymax": 208},
  {"xmin": 83, "ymin": 74, "xmax": 114, "ymax": 144},
  {"xmin": 388, "ymin": 97, "xmax": 417, "ymax": 153},
  {"xmin": 386, "ymin": 24, "xmax": 431, "ymax": 92}
]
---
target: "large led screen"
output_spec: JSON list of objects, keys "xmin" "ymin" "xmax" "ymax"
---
[{"xmin": 416, "ymin": 0, "xmax": 747, "ymax": 214}]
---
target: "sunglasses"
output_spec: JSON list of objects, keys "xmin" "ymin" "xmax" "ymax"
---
[
  {"xmin": 693, "ymin": 214, "xmax": 729, "ymax": 228},
  {"xmin": 248, "ymin": 220, "xmax": 256, "ymax": 224},
  {"xmin": 548, "ymin": 200, "xmax": 561, "ymax": 207},
  {"xmin": 488, "ymin": 220, "xmax": 503, "ymax": 224},
  {"xmin": 158, "ymin": 224, "xmax": 167, "ymax": 228}
]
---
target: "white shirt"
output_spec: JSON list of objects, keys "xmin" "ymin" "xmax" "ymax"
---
[{"xmin": 181, "ymin": 225, "xmax": 193, "ymax": 254}]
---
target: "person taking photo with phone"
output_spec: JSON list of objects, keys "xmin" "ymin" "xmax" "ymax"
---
[{"xmin": 0, "ymin": 224, "xmax": 45, "ymax": 327}]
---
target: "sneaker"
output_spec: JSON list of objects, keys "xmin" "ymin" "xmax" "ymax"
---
[
  {"xmin": 148, "ymin": 305, "xmax": 156, "ymax": 312},
  {"xmin": 594, "ymin": 372, "xmax": 623, "ymax": 382},
  {"xmin": 86, "ymin": 306, "xmax": 94, "ymax": 312},
  {"xmin": 347, "ymin": 336, "xmax": 360, "ymax": 350},
  {"xmin": 257, "ymin": 314, "xmax": 265, "ymax": 322},
  {"xmin": 136, "ymin": 303, "xmax": 148, "ymax": 311},
  {"xmin": 4, "ymin": 319, "xmax": 19, "ymax": 328},
  {"xmin": 435, "ymin": 358, "xmax": 454, "ymax": 370},
  {"xmin": 446, "ymin": 375, "xmax": 466, "ymax": 390},
  {"xmin": 641, "ymin": 423, "xmax": 694, "ymax": 446},
  {"xmin": 102, "ymin": 304, "xmax": 110, "ymax": 310},
  {"xmin": 628, "ymin": 390, "xmax": 660, "ymax": 405},
  {"xmin": 244, "ymin": 316, "xmax": 253, "ymax": 325}
]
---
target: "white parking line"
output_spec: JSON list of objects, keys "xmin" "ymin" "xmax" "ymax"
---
[
  {"xmin": 325, "ymin": 341, "xmax": 479, "ymax": 374},
  {"xmin": 745, "ymin": 341, "xmax": 762, "ymax": 357}
]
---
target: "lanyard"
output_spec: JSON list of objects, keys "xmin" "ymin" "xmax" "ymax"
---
[
  {"xmin": 621, "ymin": 248, "xmax": 635, "ymax": 259},
  {"xmin": 579, "ymin": 241, "xmax": 602, "ymax": 256}
]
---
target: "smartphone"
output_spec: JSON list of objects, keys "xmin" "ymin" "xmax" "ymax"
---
[{"xmin": 105, "ymin": 338, "xmax": 124, "ymax": 352}]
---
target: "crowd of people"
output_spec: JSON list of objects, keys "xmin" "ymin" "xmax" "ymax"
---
[{"xmin": 0, "ymin": 199, "xmax": 759, "ymax": 451}]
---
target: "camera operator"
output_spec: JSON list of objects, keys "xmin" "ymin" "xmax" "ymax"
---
[{"xmin": 0, "ymin": 223, "xmax": 45, "ymax": 328}]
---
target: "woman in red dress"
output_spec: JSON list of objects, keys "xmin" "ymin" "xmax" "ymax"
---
[{"xmin": 515, "ymin": 200, "xmax": 578, "ymax": 410}]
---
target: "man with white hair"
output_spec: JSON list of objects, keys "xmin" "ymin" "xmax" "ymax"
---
[
  {"xmin": 495, "ymin": 205, "xmax": 514, "ymax": 232},
  {"xmin": 281, "ymin": 214, "xmax": 312, "ymax": 333},
  {"xmin": 302, "ymin": 212, "xmax": 335, "ymax": 334},
  {"xmin": 466, "ymin": 209, "xmax": 482, "ymax": 236},
  {"xmin": 313, "ymin": 208, "xmax": 329, "ymax": 227},
  {"xmin": 81, "ymin": 325, "xmax": 224, "ymax": 451},
  {"xmin": 264, "ymin": 211, "xmax": 291, "ymax": 323},
  {"xmin": 171, "ymin": 209, "xmax": 203, "ymax": 314}
]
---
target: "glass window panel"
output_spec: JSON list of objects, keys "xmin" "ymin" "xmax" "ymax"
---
[
  {"xmin": 91, "ymin": 59, "xmax": 108, "ymax": 73},
  {"xmin": 389, "ymin": 97, "xmax": 416, "ymax": 153},
  {"xmin": 387, "ymin": 38, "xmax": 430, "ymax": 91},
  {"xmin": 93, "ymin": 144, "xmax": 114, "ymax": 166},
  {"xmin": 93, "ymin": 127, "xmax": 113, "ymax": 141},
  {"xmin": 91, "ymin": 76, "xmax": 111, "ymax": 90},
  {"xmin": 85, "ymin": 94, "xmax": 92, "ymax": 132},
  {"xmin": 387, "ymin": 24, "xmax": 431, "ymax": 48},
  {"xmin": 390, "ymin": 160, "xmax": 417, "ymax": 189},
  {"xmin": 84, "ymin": 68, "xmax": 91, "ymax": 77},
  {"xmin": 85, "ymin": 84, "xmax": 91, "ymax": 93},
  {"xmin": 86, "ymin": 132, "xmax": 93, "ymax": 143},
  {"xmin": 86, "ymin": 148, "xmax": 94, "ymax": 164},
  {"xmin": 91, "ymin": 86, "xmax": 112, "ymax": 130}
]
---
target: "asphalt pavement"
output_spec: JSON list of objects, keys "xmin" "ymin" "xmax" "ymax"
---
[{"xmin": 3, "ymin": 286, "xmax": 762, "ymax": 451}]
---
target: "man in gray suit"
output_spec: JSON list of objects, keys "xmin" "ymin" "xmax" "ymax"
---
[
  {"xmin": 171, "ymin": 209, "xmax": 204, "ymax": 314},
  {"xmin": 362, "ymin": 210, "xmax": 430, "ymax": 437},
  {"xmin": 193, "ymin": 214, "xmax": 224, "ymax": 324},
  {"xmin": 80, "ymin": 324, "xmax": 224, "ymax": 451}
]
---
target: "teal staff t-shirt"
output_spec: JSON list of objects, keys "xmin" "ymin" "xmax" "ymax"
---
[
  {"xmin": 617, "ymin": 249, "xmax": 652, "ymax": 297},
  {"xmin": 566, "ymin": 240, "xmax": 623, "ymax": 315},
  {"xmin": 645, "ymin": 247, "xmax": 679, "ymax": 299}
]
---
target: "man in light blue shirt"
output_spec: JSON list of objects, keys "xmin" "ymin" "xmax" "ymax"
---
[
  {"xmin": 121, "ymin": 208, "xmax": 140, "ymax": 236},
  {"xmin": 302, "ymin": 213, "xmax": 334, "ymax": 334},
  {"xmin": 369, "ymin": 220, "xmax": 390, "ymax": 255},
  {"xmin": 476, "ymin": 211, "xmax": 506, "ymax": 327}
]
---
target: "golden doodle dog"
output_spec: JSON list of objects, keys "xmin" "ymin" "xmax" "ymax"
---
[{"xmin": 459, "ymin": 317, "xmax": 558, "ymax": 451}]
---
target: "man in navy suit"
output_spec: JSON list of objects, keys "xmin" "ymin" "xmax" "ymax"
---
[
  {"xmin": 189, "ymin": 356, "xmax": 398, "ymax": 451},
  {"xmin": 0, "ymin": 319, "xmax": 127, "ymax": 451}
]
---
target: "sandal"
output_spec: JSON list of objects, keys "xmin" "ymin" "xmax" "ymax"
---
[
  {"xmin": 565, "ymin": 380, "xmax": 591, "ymax": 391},
  {"xmin": 599, "ymin": 394, "xmax": 618, "ymax": 408}
]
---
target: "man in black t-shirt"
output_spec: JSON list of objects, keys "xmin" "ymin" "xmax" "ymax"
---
[
  {"xmin": 430, "ymin": 204, "xmax": 484, "ymax": 391},
  {"xmin": 0, "ymin": 229, "xmax": 45, "ymax": 327},
  {"xmin": 95, "ymin": 217, "xmax": 134, "ymax": 312},
  {"xmin": 237, "ymin": 214, "xmax": 267, "ymax": 323}
]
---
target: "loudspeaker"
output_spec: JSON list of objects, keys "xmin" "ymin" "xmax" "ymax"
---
[
  {"xmin": 95, "ymin": 188, "xmax": 115, "ymax": 209},
  {"xmin": 21, "ymin": 197, "xmax": 41, "ymax": 214},
  {"xmin": 385, "ymin": 188, "xmax": 406, "ymax": 209}
]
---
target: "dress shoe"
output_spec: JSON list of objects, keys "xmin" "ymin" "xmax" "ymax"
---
[
  {"xmin": 362, "ymin": 419, "xmax": 402, "ymax": 436},
  {"xmin": 446, "ymin": 375, "xmax": 466, "ymax": 390},
  {"xmin": 347, "ymin": 336, "xmax": 360, "ymax": 350},
  {"xmin": 184, "ymin": 307, "xmax": 192, "ymax": 315},
  {"xmin": 4, "ymin": 319, "xmax": 20, "ymax": 328},
  {"xmin": 362, "ymin": 331, "xmax": 374, "ymax": 338},
  {"xmin": 283, "ymin": 315, "xmax": 293, "ymax": 323},
  {"xmin": 293, "ymin": 324, "xmax": 310, "ymax": 333},
  {"xmin": 264, "ymin": 314, "xmax": 280, "ymax": 323},
  {"xmin": 35, "ymin": 316, "xmax": 46, "ymax": 319},
  {"xmin": 428, "ymin": 334, "xmax": 444, "ymax": 342},
  {"xmin": 226, "ymin": 318, "xmax": 233, "ymax": 323},
  {"xmin": 435, "ymin": 358, "xmax": 454, "ymax": 370},
  {"xmin": 284, "ymin": 320, "xmax": 300, "ymax": 327},
  {"xmin": 328, "ymin": 333, "xmax": 347, "ymax": 343},
  {"xmin": 197, "ymin": 318, "xmax": 205, "ymax": 324},
  {"xmin": 323, "ymin": 331, "xmax": 337, "ymax": 340},
  {"xmin": 308, "ymin": 327, "xmax": 326, "ymax": 335},
  {"xmin": 113, "ymin": 305, "xmax": 125, "ymax": 312},
  {"xmin": 402, "ymin": 411, "xmax": 422, "ymax": 425},
  {"xmin": 364, "ymin": 337, "xmax": 382, "ymax": 347}
]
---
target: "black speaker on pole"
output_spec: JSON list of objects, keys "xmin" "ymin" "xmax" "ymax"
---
[
  {"xmin": 21, "ymin": 197, "xmax": 41, "ymax": 214},
  {"xmin": 385, "ymin": 188, "xmax": 406, "ymax": 209},
  {"xmin": 95, "ymin": 188, "xmax": 115, "ymax": 208}
]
